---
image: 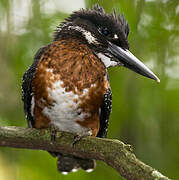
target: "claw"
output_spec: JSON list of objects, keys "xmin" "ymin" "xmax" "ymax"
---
[
  {"xmin": 50, "ymin": 124, "xmax": 58, "ymax": 142},
  {"xmin": 73, "ymin": 134, "xmax": 89, "ymax": 147},
  {"xmin": 73, "ymin": 130, "xmax": 92, "ymax": 147},
  {"xmin": 73, "ymin": 134, "xmax": 82, "ymax": 147}
]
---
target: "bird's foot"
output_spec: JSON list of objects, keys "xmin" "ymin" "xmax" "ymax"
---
[
  {"xmin": 49, "ymin": 124, "xmax": 58, "ymax": 143},
  {"xmin": 73, "ymin": 134, "xmax": 82, "ymax": 147},
  {"xmin": 73, "ymin": 131, "xmax": 91, "ymax": 147}
]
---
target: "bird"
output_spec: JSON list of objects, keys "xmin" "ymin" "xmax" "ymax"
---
[{"xmin": 22, "ymin": 4, "xmax": 160, "ymax": 174}]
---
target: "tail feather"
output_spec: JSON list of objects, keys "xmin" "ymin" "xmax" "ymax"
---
[
  {"xmin": 57, "ymin": 154, "xmax": 96, "ymax": 174},
  {"xmin": 57, "ymin": 154, "xmax": 79, "ymax": 173},
  {"xmin": 75, "ymin": 157, "xmax": 96, "ymax": 172}
]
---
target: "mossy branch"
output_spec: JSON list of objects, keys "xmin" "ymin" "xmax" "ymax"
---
[{"xmin": 0, "ymin": 126, "xmax": 170, "ymax": 180}]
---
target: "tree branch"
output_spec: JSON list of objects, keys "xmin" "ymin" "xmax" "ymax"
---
[{"xmin": 0, "ymin": 126, "xmax": 170, "ymax": 180}]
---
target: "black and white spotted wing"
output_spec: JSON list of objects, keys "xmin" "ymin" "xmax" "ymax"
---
[
  {"xmin": 22, "ymin": 45, "xmax": 49, "ymax": 127},
  {"xmin": 97, "ymin": 88, "xmax": 112, "ymax": 138}
]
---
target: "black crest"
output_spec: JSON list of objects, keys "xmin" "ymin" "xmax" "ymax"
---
[
  {"xmin": 54, "ymin": 4, "xmax": 130, "ymax": 49},
  {"xmin": 92, "ymin": 4, "xmax": 129, "ymax": 37}
]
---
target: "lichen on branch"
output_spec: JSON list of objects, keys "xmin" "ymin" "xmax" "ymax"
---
[{"xmin": 0, "ymin": 126, "xmax": 170, "ymax": 180}]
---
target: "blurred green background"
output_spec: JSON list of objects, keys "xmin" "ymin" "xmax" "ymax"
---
[{"xmin": 0, "ymin": 0, "xmax": 179, "ymax": 179}]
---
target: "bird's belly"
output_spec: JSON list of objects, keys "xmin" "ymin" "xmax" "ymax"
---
[{"xmin": 42, "ymin": 80, "xmax": 92, "ymax": 135}]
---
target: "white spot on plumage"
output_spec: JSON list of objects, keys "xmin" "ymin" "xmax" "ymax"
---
[
  {"xmin": 85, "ymin": 169, "xmax": 94, "ymax": 173},
  {"xmin": 42, "ymin": 80, "xmax": 91, "ymax": 135},
  {"xmin": 46, "ymin": 68, "xmax": 53, "ymax": 73},
  {"xmin": 83, "ymin": 88, "xmax": 88, "ymax": 95},
  {"xmin": 72, "ymin": 168, "xmax": 78, "ymax": 172},
  {"xmin": 68, "ymin": 26, "xmax": 99, "ymax": 44},
  {"xmin": 99, "ymin": 108, "xmax": 101, "ymax": 115},
  {"xmin": 62, "ymin": 171, "xmax": 69, "ymax": 175},
  {"xmin": 114, "ymin": 34, "xmax": 118, "ymax": 39},
  {"xmin": 31, "ymin": 96, "xmax": 35, "ymax": 116},
  {"xmin": 97, "ymin": 53, "xmax": 118, "ymax": 68},
  {"xmin": 74, "ymin": 94, "xmax": 79, "ymax": 99},
  {"xmin": 91, "ymin": 83, "xmax": 96, "ymax": 87}
]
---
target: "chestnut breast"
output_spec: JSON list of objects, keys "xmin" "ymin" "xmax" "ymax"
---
[{"xmin": 32, "ymin": 39, "xmax": 109, "ymax": 136}]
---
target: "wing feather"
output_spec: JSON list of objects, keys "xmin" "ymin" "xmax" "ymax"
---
[
  {"xmin": 97, "ymin": 88, "xmax": 112, "ymax": 138},
  {"xmin": 22, "ymin": 45, "xmax": 49, "ymax": 127}
]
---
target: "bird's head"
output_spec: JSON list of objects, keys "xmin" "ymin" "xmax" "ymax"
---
[{"xmin": 54, "ymin": 4, "xmax": 160, "ymax": 82}]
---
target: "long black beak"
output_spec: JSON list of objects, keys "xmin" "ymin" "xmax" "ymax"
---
[{"xmin": 107, "ymin": 42, "xmax": 160, "ymax": 82}]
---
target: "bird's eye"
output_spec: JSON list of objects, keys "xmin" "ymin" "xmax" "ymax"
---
[{"xmin": 102, "ymin": 28, "xmax": 110, "ymax": 36}]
